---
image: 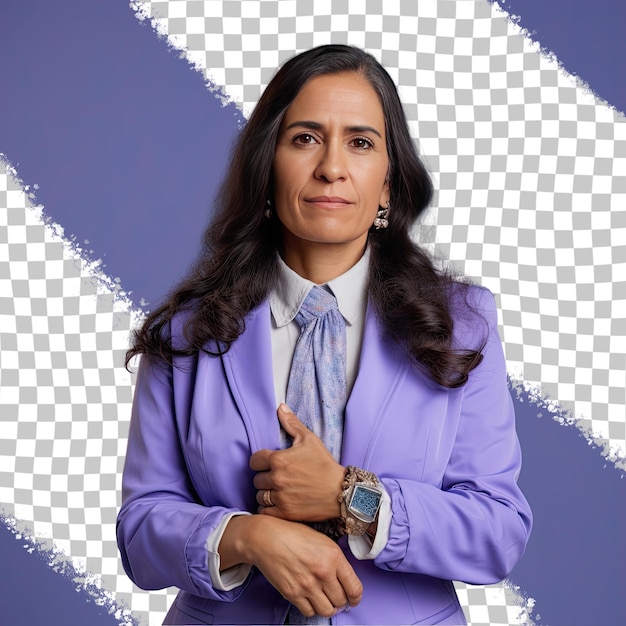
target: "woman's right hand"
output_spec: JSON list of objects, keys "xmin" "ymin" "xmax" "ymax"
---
[{"xmin": 219, "ymin": 515, "xmax": 363, "ymax": 618}]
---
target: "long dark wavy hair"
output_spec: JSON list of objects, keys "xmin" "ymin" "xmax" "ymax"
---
[{"xmin": 127, "ymin": 44, "xmax": 484, "ymax": 387}]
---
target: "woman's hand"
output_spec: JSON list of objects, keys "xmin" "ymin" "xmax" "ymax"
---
[
  {"xmin": 250, "ymin": 404, "xmax": 345, "ymax": 522},
  {"xmin": 219, "ymin": 515, "xmax": 363, "ymax": 618}
]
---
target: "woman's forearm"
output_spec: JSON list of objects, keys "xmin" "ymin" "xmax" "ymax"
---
[
  {"xmin": 218, "ymin": 514, "xmax": 363, "ymax": 617},
  {"xmin": 218, "ymin": 514, "xmax": 261, "ymax": 571}
]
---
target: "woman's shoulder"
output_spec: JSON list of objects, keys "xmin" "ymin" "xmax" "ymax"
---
[
  {"xmin": 449, "ymin": 282, "xmax": 496, "ymax": 317},
  {"xmin": 447, "ymin": 282, "xmax": 497, "ymax": 349},
  {"xmin": 163, "ymin": 307, "xmax": 193, "ymax": 350},
  {"xmin": 142, "ymin": 304, "xmax": 206, "ymax": 360}
]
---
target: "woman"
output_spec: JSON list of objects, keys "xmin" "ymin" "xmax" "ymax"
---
[{"xmin": 117, "ymin": 45, "xmax": 532, "ymax": 625}]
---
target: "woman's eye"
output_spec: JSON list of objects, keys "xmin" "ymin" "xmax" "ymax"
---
[
  {"xmin": 352, "ymin": 137, "xmax": 373, "ymax": 149},
  {"xmin": 295, "ymin": 133, "xmax": 316, "ymax": 144}
]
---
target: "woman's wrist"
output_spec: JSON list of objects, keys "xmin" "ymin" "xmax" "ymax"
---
[
  {"xmin": 335, "ymin": 466, "xmax": 383, "ymax": 536},
  {"xmin": 218, "ymin": 514, "xmax": 263, "ymax": 570},
  {"xmin": 220, "ymin": 515, "xmax": 307, "ymax": 571},
  {"xmin": 328, "ymin": 463, "xmax": 347, "ymax": 519}
]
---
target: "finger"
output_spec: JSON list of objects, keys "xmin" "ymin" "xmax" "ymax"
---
[
  {"xmin": 249, "ymin": 449, "xmax": 273, "ymax": 471},
  {"xmin": 336, "ymin": 562, "xmax": 363, "ymax": 607},
  {"xmin": 320, "ymin": 581, "xmax": 349, "ymax": 614},
  {"xmin": 252, "ymin": 471, "xmax": 273, "ymax": 491},
  {"xmin": 277, "ymin": 403, "xmax": 309, "ymax": 441},
  {"xmin": 257, "ymin": 505, "xmax": 287, "ymax": 519},
  {"xmin": 307, "ymin": 590, "xmax": 338, "ymax": 619},
  {"xmin": 255, "ymin": 489, "xmax": 275, "ymax": 507},
  {"xmin": 290, "ymin": 597, "xmax": 316, "ymax": 619}
]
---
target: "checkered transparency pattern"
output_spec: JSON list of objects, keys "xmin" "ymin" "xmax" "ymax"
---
[
  {"xmin": 132, "ymin": 0, "xmax": 626, "ymax": 464},
  {"xmin": 142, "ymin": 0, "xmax": 626, "ymax": 620},
  {"xmin": 454, "ymin": 581, "xmax": 535, "ymax": 626},
  {"xmin": 0, "ymin": 159, "xmax": 173, "ymax": 625},
  {"xmin": 2, "ymin": 0, "xmax": 623, "ymax": 624}
]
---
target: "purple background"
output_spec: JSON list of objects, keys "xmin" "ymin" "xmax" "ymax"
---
[{"xmin": 0, "ymin": 0, "xmax": 624, "ymax": 623}]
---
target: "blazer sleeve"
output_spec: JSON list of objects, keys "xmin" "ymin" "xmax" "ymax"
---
[
  {"xmin": 373, "ymin": 287, "xmax": 533, "ymax": 584},
  {"xmin": 116, "ymin": 351, "xmax": 250, "ymax": 601}
]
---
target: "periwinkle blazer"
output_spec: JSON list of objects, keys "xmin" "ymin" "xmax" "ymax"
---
[{"xmin": 117, "ymin": 286, "xmax": 532, "ymax": 625}]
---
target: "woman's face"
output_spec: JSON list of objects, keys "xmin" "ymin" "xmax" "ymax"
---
[{"xmin": 273, "ymin": 72, "xmax": 390, "ymax": 265}]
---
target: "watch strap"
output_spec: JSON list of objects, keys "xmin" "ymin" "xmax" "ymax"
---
[{"xmin": 336, "ymin": 465, "xmax": 382, "ymax": 536}]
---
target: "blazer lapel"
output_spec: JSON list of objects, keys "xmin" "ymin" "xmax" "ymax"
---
[
  {"xmin": 221, "ymin": 301, "xmax": 413, "ymax": 464},
  {"xmin": 342, "ymin": 303, "xmax": 411, "ymax": 467},
  {"xmin": 221, "ymin": 302, "xmax": 281, "ymax": 453}
]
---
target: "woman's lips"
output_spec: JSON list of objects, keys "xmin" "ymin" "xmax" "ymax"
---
[{"xmin": 305, "ymin": 196, "xmax": 352, "ymax": 207}]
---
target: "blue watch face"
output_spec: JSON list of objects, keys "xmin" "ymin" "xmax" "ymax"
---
[{"xmin": 349, "ymin": 485, "xmax": 382, "ymax": 522}]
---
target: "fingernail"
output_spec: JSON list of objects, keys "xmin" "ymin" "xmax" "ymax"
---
[{"xmin": 279, "ymin": 403, "xmax": 291, "ymax": 413}]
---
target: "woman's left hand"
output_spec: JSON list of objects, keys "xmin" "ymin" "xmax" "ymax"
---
[{"xmin": 250, "ymin": 404, "xmax": 345, "ymax": 522}]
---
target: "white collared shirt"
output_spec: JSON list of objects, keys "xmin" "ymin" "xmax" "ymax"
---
[
  {"xmin": 205, "ymin": 248, "xmax": 391, "ymax": 591},
  {"xmin": 269, "ymin": 248, "xmax": 370, "ymax": 403}
]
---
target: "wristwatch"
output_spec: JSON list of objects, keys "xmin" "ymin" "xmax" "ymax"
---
[{"xmin": 337, "ymin": 466, "xmax": 383, "ymax": 536}]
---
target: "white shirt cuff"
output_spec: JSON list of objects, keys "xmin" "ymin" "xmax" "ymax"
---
[
  {"xmin": 347, "ymin": 483, "xmax": 391, "ymax": 560},
  {"xmin": 205, "ymin": 511, "xmax": 253, "ymax": 591}
]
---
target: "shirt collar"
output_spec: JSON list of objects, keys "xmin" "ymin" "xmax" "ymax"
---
[{"xmin": 270, "ymin": 248, "xmax": 370, "ymax": 328}]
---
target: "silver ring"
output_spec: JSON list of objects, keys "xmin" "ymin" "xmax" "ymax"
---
[{"xmin": 262, "ymin": 489, "xmax": 274, "ymax": 507}]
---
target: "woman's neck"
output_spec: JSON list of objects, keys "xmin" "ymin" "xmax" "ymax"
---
[{"xmin": 280, "ymin": 239, "xmax": 367, "ymax": 284}]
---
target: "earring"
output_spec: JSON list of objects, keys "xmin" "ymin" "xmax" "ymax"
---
[
  {"xmin": 374, "ymin": 202, "xmax": 389, "ymax": 229},
  {"xmin": 264, "ymin": 199, "xmax": 272, "ymax": 219}
]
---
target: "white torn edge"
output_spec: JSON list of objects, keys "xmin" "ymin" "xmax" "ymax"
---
[
  {"xmin": 509, "ymin": 377, "xmax": 626, "ymax": 473},
  {"xmin": 1, "ymin": 153, "xmax": 145, "ymax": 327},
  {"xmin": 0, "ymin": 508, "xmax": 138, "ymax": 626},
  {"xmin": 3, "ymin": 5, "xmax": 621, "ymax": 625},
  {"xmin": 491, "ymin": 0, "xmax": 625, "ymax": 119},
  {"xmin": 455, "ymin": 578, "xmax": 538, "ymax": 625},
  {"xmin": 0, "ymin": 154, "xmax": 145, "ymax": 624},
  {"xmin": 129, "ymin": 0, "xmax": 246, "ymax": 122},
  {"xmin": 502, "ymin": 579, "xmax": 537, "ymax": 625}
]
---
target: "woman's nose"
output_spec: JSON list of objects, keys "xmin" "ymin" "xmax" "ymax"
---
[{"xmin": 314, "ymin": 143, "xmax": 347, "ymax": 182}]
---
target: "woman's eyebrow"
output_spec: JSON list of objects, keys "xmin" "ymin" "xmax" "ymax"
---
[{"xmin": 283, "ymin": 120, "xmax": 382, "ymax": 138}]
